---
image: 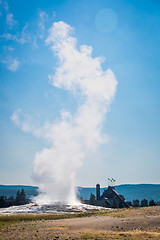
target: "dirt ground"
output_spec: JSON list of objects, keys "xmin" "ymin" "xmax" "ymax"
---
[{"xmin": 0, "ymin": 206, "xmax": 160, "ymax": 239}]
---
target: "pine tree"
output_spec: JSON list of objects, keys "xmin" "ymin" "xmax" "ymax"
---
[
  {"xmin": 132, "ymin": 199, "xmax": 140, "ymax": 207},
  {"xmin": 20, "ymin": 189, "xmax": 26, "ymax": 203},
  {"xmin": 0, "ymin": 196, "xmax": 7, "ymax": 208},
  {"xmin": 149, "ymin": 199, "xmax": 156, "ymax": 206},
  {"xmin": 89, "ymin": 193, "xmax": 96, "ymax": 205},
  {"xmin": 15, "ymin": 190, "xmax": 21, "ymax": 205},
  {"xmin": 141, "ymin": 199, "xmax": 148, "ymax": 207},
  {"xmin": 15, "ymin": 189, "xmax": 28, "ymax": 205}
]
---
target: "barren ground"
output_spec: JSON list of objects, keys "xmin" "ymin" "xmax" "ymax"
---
[{"xmin": 0, "ymin": 206, "xmax": 160, "ymax": 239}]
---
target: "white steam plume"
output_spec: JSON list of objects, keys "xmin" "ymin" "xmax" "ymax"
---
[{"xmin": 12, "ymin": 21, "xmax": 117, "ymax": 204}]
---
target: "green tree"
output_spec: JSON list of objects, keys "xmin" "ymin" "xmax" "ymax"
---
[
  {"xmin": 8, "ymin": 196, "xmax": 15, "ymax": 206},
  {"xmin": 15, "ymin": 190, "xmax": 21, "ymax": 205},
  {"xmin": 0, "ymin": 196, "xmax": 7, "ymax": 208},
  {"xmin": 156, "ymin": 201, "xmax": 160, "ymax": 206},
  {"xmin": 89, "ymin": 193, "xmax": 96, "ymax": 205},
  {"xmin": 15, "ymin": 189, "xmax": 28, "ymax": 205},
  {"xmin": 149, "ymin": 199, "xmax": 156, "ymax": 206},
  {"xmin": 20, "ymin": 189, "xmax": 26, "ymax": 202},
  {"xmin": 132, "ymin": 199, "xmax": 139, "ymax": 207},
  {"xmin": 141, "ymin": 199, "xmax": 148, "ymax": 207}
]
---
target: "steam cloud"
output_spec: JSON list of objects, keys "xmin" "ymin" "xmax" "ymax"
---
[{"xmin": 12, "ymin": 21, "xmax": 117, "ymax": 204}]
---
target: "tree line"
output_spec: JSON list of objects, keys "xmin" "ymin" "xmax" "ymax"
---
[
  {"xmin": 132, "ymin": 198, "xmax": 159, "ymax": 207},
  {"xmin": 0, "ymin": 189, "xmax": 29, "ymax": 208},
  {"xmin": 80, "ymin": 193, "xmax": 160, "ymax": 208}
]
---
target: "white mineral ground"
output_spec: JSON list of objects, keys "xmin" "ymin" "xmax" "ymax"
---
[{"xmin": 0, "ymin": 203, "xmax": 107, "ymax": 215}]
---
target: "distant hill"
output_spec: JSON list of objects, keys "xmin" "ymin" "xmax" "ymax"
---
[
  {"xmin": 0, "ymin": 184, "xmax": 160, "ymax": 202},
  {"xmin": 115, "ymin": 184, "xmax": 160, "ymax": 202},
  {"xmin": 0, "ymin": 185, "xmax": 38, "ymax": 199}
]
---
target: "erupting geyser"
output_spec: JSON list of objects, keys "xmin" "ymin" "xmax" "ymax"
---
[{"xmin": 12, "ymin": 21, "xmax": 117, "ymax": 204}]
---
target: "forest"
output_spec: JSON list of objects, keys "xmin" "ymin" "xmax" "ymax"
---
[{"xmin": 0, "ymin": 189, "xmax": 29, "ymax": 208}]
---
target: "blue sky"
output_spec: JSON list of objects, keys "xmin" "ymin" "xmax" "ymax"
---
[{"xmin": 0, "ymin": 0, "xmax": 160, "ymax": 187}]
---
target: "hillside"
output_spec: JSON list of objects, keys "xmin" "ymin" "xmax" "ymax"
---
[{"xmin": 0, "ymin": 185, "xmax": 38, "ymax": 199}]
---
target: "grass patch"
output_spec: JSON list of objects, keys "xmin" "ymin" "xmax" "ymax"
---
[
  {"xmin": 80, "ymin": 231, "xmax": 160, "ymax": 240},
  {"xmin": 0, "ymin": 211, "xmax": 104, "ymax": 225},
  {"xmin": 80, "ymin": 232, "xmax": 129, "ymax": 239},
  {"xmin": 0, "ymin": 208, "xmax": 144, "ymax": 227},
  {"xmin": 0, "ymin": 209, "xmax": 127, "ymax": 224},
  {"xmin": 59, "ymin": 224, "xmax": 72, "ymax": 227},
  {"xmin": 81, "ymin": 232, "xmax": 95, "ymax": 239}
]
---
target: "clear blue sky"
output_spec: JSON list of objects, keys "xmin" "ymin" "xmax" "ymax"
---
[{"xmin": 0, "ymin": 0, "xmax": 160, "ymax": 187}]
